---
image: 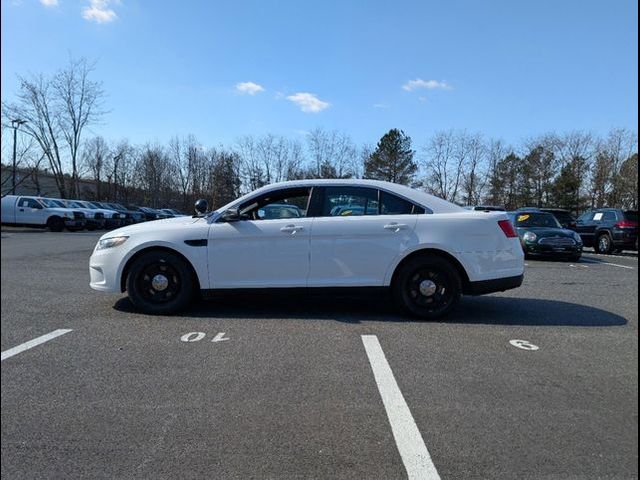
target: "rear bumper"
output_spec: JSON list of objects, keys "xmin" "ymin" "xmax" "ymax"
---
[{"xmin": 467, "ymin": 274, "xmax": 524, "ymax": 295}]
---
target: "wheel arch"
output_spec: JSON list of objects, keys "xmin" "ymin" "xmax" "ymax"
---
[
  {"xmin": 120, "ymin": 246, "xmax": 201, "ymax": 293},
  {"xmin": 389, "ymin": 248, "xmax": 471, "ymax": 294}
]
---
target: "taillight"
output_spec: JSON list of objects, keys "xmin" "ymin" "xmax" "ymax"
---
[
  {"xmin": 498, "ymin": 220, "xmax": 518, "ymax": 238},
  {"xmin": 616, "ymin": 221, "xmax": 638, "ymax": 228}
]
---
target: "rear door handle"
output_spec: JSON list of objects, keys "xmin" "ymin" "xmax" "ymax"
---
[
  {"xmin": 280, "ymin": 225, "xmax": 304, "ymax": 234},
  {"xmin": 384, "ymin": 223, "xmax": 408, "ymax": 232}
]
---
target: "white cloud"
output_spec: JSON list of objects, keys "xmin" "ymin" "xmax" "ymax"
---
[
  {"xmin": 286, "ymin": 92, "xmax": 330, "ymax": 113},
  {"xmin": 82, "ymin": 0, "xmax": 118, "ymax": 23},
  {"xmin": 235, "ymin": 81, "xmax": 265, "ymax": 95},
  {"xmin": 39, "ymin": 0, "xmax": 59, "ymax": 7},
  {"xmin": 402, "ymin": 79, "xmax": 452, "ymax": 91}
]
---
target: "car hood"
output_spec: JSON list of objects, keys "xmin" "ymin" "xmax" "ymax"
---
[
  {"xmin": 102, "ymin": 215, "xmax": 203, "ymax": 238},
  {"xmin": 517, "ymin": 227, "xmax": 576, "ymax": 238}
]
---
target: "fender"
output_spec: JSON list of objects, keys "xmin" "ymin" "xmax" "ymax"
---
[
  {"xmin": 383, "ymin": 242, "xmax": 472, "ymax": 286},
  {"xmin": 116, "ymin": 239, "xmax": 210, "ymax": 291}
]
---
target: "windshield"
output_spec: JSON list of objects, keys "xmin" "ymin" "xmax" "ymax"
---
[
  {"xmin": 40, "ymin": 199, "xmax": 66, "ymax": 208},
  {"xmin": 81, "ymin": 202, "xmax": 99, "ymax": 209},
  {"xmin": 512, "ymin": 212, "xmax": 562, "ymax": 229}
]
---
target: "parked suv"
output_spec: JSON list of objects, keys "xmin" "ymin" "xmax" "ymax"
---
[{"xmin": 575, "ymin": 208, "xmax": 638, "ymax": 254}]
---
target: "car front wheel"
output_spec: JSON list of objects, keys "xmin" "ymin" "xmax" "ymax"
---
[
  {"xmin": 393, "ymin": 255, "xmax": 462, "ymax": 320},
  {"xmin": 126, "ymin": 250, "xmax": 194, "ymax": 315}
]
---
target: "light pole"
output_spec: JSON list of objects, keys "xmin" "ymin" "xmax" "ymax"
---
[{"xmin": 10, "ymin": 119, "xmax": 27, "ymax": 195}]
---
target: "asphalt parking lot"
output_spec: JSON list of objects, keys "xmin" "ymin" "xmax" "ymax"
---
[{"xmin": 1, "ymin": 231, "xmax": 638, "ymax": 479}]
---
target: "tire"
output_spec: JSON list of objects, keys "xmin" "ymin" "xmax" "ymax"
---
[
  {"xmin": 393, "ymin": 255, "xmax": 462, "ymax": 320},
  {"xmin": 126, "ymin": 250, "xmax": 195, "ymax": 315},
  {"xmin": 46, "ymin": 216, "xmax": 64, "ymax": 232},
  {"xmin": 595, "ymin": 233, "xmax": 613, "ymax": 254}
]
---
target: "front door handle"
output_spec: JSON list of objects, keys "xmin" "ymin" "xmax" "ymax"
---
[
  {"xmin": 280, "ymin": 225, "xmax": 304, "ymax": 234},
  {"xmin": 384, "ymin": 223, "xmax": 408, "ymax": 232}
]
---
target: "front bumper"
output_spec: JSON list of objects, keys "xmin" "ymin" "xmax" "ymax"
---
[
  {"xmin": 524, "ymin": 242, "xmax": 582, "ymax": 256},
  {"xmin": 64, "ymin": 219, "xmax": 86, "ymax": 229},
  {"xmin": 89, "ymin": 247, "xmax": 123, "ymax": 293}
]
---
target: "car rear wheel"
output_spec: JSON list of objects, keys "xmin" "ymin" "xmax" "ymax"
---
[
  {"xmin": 126, "ymin": 250, "xmax": 194, "ymax": 315},
  {"xmin": 595, "ymin": 233, "xmax": 613, "ymax": 254},
  {"xmin": 393, "ymin": 256, "xmax": 462, "ymax": 320}
]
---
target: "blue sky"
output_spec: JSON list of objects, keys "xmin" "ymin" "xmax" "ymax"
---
[{"xmin": 1, "ymin": 0, "xmax": 638, "ymax": 148}]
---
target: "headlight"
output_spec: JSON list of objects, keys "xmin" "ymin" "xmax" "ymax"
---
[
  {"xmin": 96, "ymin": 236, "xmax": 129, "ymax": 250},
  {"xmin": 573, "ymin": 232, "xmax": 582, "ymax": 243},
  {"xmin": 523, "ymin": 231, "xmax": 537, "ymax": 242}
]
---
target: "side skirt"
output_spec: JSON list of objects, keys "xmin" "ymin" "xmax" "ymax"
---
[{"xmin": 201, "ymin": 286, "xmax": 390, "ymax": 299}]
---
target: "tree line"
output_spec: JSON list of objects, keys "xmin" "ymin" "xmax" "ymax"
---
[{"xmin": 2, "ymin": 58, "xmax": 638, "ymax": 213}]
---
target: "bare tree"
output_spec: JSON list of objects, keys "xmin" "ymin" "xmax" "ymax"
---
[
  {"xmin": 3, "ymin": 74, "xmax": 68, "ymax": 197},
  {"xmin": 589, "ymin": 129, "xmax": 637, "ymax": 208},
  {"xmin": 82, "ymin": 136, "xmax": 110, "ymax": 200},
  {"xmin": 306, "ymin": 128, "xmax": 357, "ymax": 178},
  {"xmin": 53, "ymin": 58, "xmax": 106, "ymax": 198},
  {"xmin": 460, "ymin": 133, "xmax": 487, "ymax": 205}
]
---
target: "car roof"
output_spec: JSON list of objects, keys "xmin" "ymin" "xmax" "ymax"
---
[
  {"xmin": 217, "ymin": 179, "xmax": 464, "ymax": 214},
  {"xmin": 540, "ymin": 208, "xmax": 570, "ymax": 213}
]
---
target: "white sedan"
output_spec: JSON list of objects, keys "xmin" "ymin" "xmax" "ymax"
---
[{"xmin": 89, "ymin": 179, "xmax": 524, "ymax": 318}]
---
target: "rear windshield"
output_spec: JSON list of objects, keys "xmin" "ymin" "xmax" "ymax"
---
[
  {"xmin": 511, "ymin": 212, "xmax": 562, "ymax": 228},
  {"xmin": 624, "ymin": 211, "xmax": 638, "ymax": 222}
]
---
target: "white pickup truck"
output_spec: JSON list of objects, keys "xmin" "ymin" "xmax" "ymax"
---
[{"xmin": 1, "ymin": 195, "xmax": 86, "ymax": 231}]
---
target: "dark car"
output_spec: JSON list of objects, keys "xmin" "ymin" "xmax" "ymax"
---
[
  {"xmin": 92, "ymin": 202, "xmax": 140, "ymax": 224},
  {"xmin": 575, "ymin": 208, "xmax": 638, "ymax": 254},
  {"xmin": 508, "ymin": 210, "xmax": 583, "ymax": 261},
  {"xmin": 540, "ymin": 208, "xmax": 577, "ymax": 231}
]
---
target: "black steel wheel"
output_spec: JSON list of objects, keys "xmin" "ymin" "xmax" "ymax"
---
[
  {"xmin": 126, "ymin": 250, "xmax": 195, "ymax": 315},
  {"xmin": 46, "ymin": 216, "xmax": 64, "ymax": 232},
  {"xmin": 393, "ymin": 256, "xmax": 462, "ymax": 320}
]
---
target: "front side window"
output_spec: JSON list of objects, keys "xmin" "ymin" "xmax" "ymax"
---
[
  {"xmin": 322, "ymin": 187, "xmax": 379, "ymax": 217},
  {"xmin": 239, "ymin": 187, "xmax": 311, "ymax": 220},
  {"xmin": 19, "ymin": 198, "xmax": 41, "ymax": 209},
  {"xmin": 577, "ymin": 212, "xmax": 594, "ymax": 223}
]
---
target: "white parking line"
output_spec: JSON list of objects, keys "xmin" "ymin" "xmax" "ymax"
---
[
  {"xmin": 580, "ymin": 259, "xmax": 634, "ymax": 269},
  {"xmin": 362, "ymin": 335, "xmax": 440, "ymax": 480},
  {"xmin": 1, "ymin": 329, "xmax": 73, "ymax": 362}
]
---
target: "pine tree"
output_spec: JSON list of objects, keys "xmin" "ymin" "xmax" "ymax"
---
[{"xmin": 364, "ymin": 129, "xmax": 417, "ymax": 184}]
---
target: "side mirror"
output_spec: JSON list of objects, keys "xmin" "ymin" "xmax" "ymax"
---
[
  {"xmin": 194, "ymin": 199, "xmax": 208, "ymax": 215},
  {"xmin": 221, "ymin": 207, "xmax": 242, "ymax": 222}
]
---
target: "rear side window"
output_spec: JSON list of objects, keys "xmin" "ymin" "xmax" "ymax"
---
[
  {"xmin": 601, "ymin": 211, "xmax": 617, "ymax": 222},
  {"xmin": 624, "ymin": 211, "xmax": 638, "ymax": 222},
  {"xmin": 322, "ymin": 187, "xmax": 379, "ymax": 217},
  {"xmin": 380, "ymin": 191, "xmax": 424, "ymax": 215}
]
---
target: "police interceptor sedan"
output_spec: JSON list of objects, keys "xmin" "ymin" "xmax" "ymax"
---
[{"xmin": 90, "ymin": 179, "xmax": 524, "ymax": 319}]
